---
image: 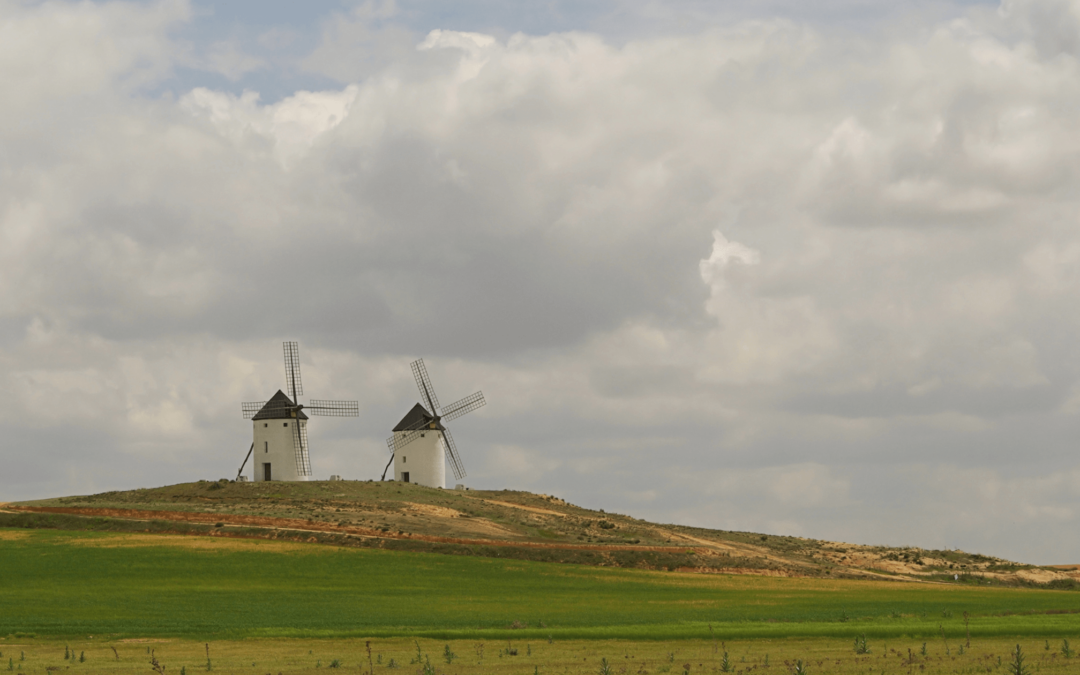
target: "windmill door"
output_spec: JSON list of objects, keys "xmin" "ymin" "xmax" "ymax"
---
[
  {"xmin": 402, "ymin": 471, "xmax": 410, "ymax": 483},
  {"xmin": 263, "ymin": 463, "xmax": 272, "ymax": 481}
]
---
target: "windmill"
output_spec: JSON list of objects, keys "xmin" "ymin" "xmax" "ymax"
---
[
  {"xmin": 237, "ymin": 341, "xmax": 359, "ymax": 482},
  {"xmin": 383, "ymin": 358, "xmax": 485, "ymax": 488}
]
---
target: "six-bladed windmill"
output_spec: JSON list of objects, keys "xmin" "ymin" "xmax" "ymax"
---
[
  {"xmin": 382, "ymin": 358, "xmax": 485, "ymax": 487},
  {"xmin": 237, "ymin": 341, "xmax": 359, "ymax": 481}
]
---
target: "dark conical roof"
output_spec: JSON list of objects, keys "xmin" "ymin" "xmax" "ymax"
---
[
  {"xmin": 393, "ymin": 402, "xmax": 443, "ymax": 431},
  {"xmin": 252, "ymin": 389, "xmax": 309, "ymax": 420}
]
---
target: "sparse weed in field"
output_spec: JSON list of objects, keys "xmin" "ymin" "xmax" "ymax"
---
[
  {"xmin": 719, "ymin": 651, "xmax": 731, "ymax": 673},
  {"xmin": 180, "ymin": 667, "xmax": 186, "ymax": 675},
  {"xmin": 412, "ymin": 641, "xmax": 423, "ymax": 664},
  {"xmin": 474, "ymin": 643, "xmax": 484, "ymax": 663},
  {"xmin": 421, "ymin": 656, "xmax": 436, "ymax": 675},
  {"xmin": 443, "ymin": 644, "xmax": 456, "ymax": 664},
  {"xmin": 958, "ymin": 645, "xmax": 965, "ymax": 655},
  {"xmin": 1045, "ymin": 640, "xmax": 1051, "ymax": 650},
  {"xmin": 666, "ymin": 652, "xmax": 674, "ymax": 663},
  {"xmin": 854, "ymin": 635, "xmax": 870, "ymax": 654},
  {"xmin": 1008, "ymin": 644, "xmax": 1030, "ymax": 675},
  {"xmin": 78, "ymin": 651, "xmax": 84, "ymax": 663},
  {"xmin": 1062, "ymin": 639, "xmax": 1073, "ymax": 658},
  {"xmin": 377, "ymin": 654, "xmax": 382, "ymax": 665},
  {"xmin": 387, "ymin": 658, "xmax": 398, "ymax": 669},
  {"xmin": 7, "ymin": 657, "xmax": 11, "ymax": 671},
  {"xmin": 316, "ymin": 660, "xmax": 322, "ymax": 668},
  {"xmin": 599, "ymin": 658, "xmax": 614, "ymax": 675},
  {"xmin": 64, "ymin": 645, "xmax": 70, "ymax": 660},
  {"xmin": 921, "ymin": 642, "xmax": 927, "ymax": 656},
  {"xmin": 328, "ymin": 659, "xmax": 341, "ymax": 668},
  {"xmin": 790, "ymin": 659, "xmax": 807, "ymax": 675}
]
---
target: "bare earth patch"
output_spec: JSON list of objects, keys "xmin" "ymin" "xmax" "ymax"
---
[
  {"xmin": 474, "ymin": 498, "xmax": 569, "ymax": 517},
  {"xmin": 402, "ymin": 501, "xmax": 464, "ymax": 518}
]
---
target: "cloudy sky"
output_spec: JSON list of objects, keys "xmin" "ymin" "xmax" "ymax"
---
[{"xmin": 3, "ymin": 0, "xmax": 1080, "ymax": 565}]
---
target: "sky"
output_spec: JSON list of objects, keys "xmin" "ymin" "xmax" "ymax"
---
[{"xmin": 2, "ymin": 0, "xmax": 1079, "ymax": 565}]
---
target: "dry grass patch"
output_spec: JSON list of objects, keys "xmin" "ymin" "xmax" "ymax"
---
[{"xmin": 60, "ymin": 532, "xmax": 316, "ymax": 552}]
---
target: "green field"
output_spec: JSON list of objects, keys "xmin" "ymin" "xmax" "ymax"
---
[{"xmin": 1, "ymin": 529, "xmax": 1077, "ymax": 641}]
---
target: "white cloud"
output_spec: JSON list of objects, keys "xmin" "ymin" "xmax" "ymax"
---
[
  {"xmin": 699, "ymin": 230, "xmax": 760, "ymax": 287},
  {"xmin": 181, "ymin": 85, "xmax": 359, "ymax": 166}
]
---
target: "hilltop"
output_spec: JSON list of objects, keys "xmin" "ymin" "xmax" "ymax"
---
[{"xmin": 2, "ymin": 479, "xmax": 1077, "ymax": 588}]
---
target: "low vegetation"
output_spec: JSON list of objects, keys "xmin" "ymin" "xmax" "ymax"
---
[{"xmin": 0, "ymin": 636, "xmax": 1079, "ymax": 675}]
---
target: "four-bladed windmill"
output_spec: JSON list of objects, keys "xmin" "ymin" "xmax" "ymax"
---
[
  {"xmin": 382, "ymin": 358, "xmax": 485, "ymax": 486},
  {"xmin": 237, "ymin": 341, "xmax": 359, "ymax": 481}
]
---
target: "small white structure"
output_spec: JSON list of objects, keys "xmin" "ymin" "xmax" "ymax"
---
[
  {"xmin": 392, "ymin": 404, "xmax": 446, "ymax": 488},
  {"xmin": 251, "ymin": 390, "xmax": 311, "ymax": 483}
]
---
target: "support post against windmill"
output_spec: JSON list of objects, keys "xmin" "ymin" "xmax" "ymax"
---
[
  {"xmin": 236, "ymin": 442, "xmax": 254, "ymax": 481},
  {"xmin": 385, "ymin": 358, "xmax": 485, "ymax": 488},
  {"xmin": 240, "ymin": 341, "xmax": 359, "ymax": 482}
]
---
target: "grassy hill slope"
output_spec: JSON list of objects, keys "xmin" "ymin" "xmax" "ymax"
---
[{"xmin": 3, "ymin": 480, "xmax": 1077, "ymax": 588}]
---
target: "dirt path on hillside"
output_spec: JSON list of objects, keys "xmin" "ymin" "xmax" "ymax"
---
[
  {"xmin": 5, "ymin": 505, "xmax": 696, "ymax": 554},
  {"xmin": 470, "ymin": 498, "xmax": 569, "ymax": 518}
]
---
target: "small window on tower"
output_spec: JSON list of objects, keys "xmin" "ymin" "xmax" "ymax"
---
[
  {"xmin": 402, "ymin": 456, "xmax": 406, "ymax": 463},
  {"xmin": 263, "ymin": 423, "xmax": 267, "ymax": 427},
  {"xmin": 284, "ymin": 422, "xmax": 288, "ymax": 427}
]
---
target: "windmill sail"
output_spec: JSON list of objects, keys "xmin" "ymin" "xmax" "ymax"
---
[
  {"xmin": 284, "ymin": 341, "xmax": 303, "ymax": 401},
  {"xmin": 292, "ymin": 420, "xmax": 311, "ymax": 476}
]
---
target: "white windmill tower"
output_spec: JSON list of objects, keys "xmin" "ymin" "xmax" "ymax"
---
[
  {"xmin": 382, "ymin": 358, "xmax": 485, "ymax": 488},
  {"xmin": 237, "ymin": 341, "xmax": 359, "ymax": 482}
]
